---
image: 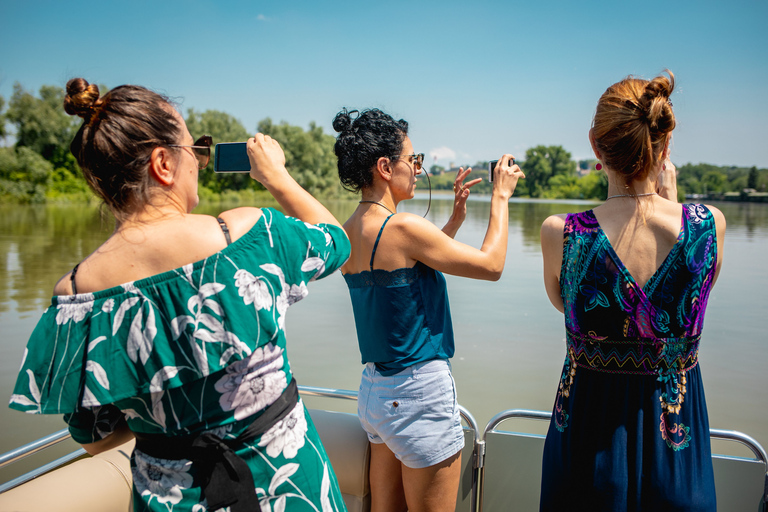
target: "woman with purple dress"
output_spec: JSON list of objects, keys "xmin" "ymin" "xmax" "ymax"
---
[{"xmin": 539, "ymin": 70, "xmax": 726, "ymax": 511}]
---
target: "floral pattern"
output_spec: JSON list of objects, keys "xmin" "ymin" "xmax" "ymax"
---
[
  {"xmin": 258, "ymin": 400, "xmax": 308, "ymax": 459},
  {"xmin": 541, "ymin": 205, "xmax": 718, "ymax": 509},
  {"xmin": 133, "ymin": 451, "xmax": 194, "ymax": 506},
  {"xmin": 9, "ymin": 208, "xmax": 350, "ymax": 512}
]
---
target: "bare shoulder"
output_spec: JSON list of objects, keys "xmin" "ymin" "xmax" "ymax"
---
[
  {"xmin": 385, "ymin": 212, "xmax": 450, "ymax": 251},
  {"xmin": 541, "ymin": 213, "xmax": 567, "ymax": 236},
  {"xmin": 390, "ymin": 211, "xmax": 442, "ymax": 236},
  {"xmin": 216, "ymin": 207, "xmax": 264, "ymax": 241},
  {"xmin": 703, "ymin": 203, "xmax": 726, "ymax": 226},
  {"xmin": 52, "ymin": 271, "xmax": 74, "ymax": 296}
]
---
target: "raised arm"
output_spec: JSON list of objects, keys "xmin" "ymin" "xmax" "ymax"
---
[
  {"xmin": 247, "ymin": 133, "xmax": 342, "ymax": 228},
  {"xmin": 656, "ymin": 156, "xmax": 678, "ymax": 202},
  {"xmin": 401, "ymin": 155, "xmax": 524, "ymax": 280}
]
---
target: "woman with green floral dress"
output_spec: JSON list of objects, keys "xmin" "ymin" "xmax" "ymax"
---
[{"xmin": 9, "ymin": 78, "xmax": 350, "ymax": 512}]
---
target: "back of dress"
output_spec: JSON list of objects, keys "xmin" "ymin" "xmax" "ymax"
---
[{"xmin": 540, "ymin": 204, "xmax": 719, "ymax": 512}]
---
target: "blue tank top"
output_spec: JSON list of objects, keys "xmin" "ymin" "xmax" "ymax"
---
[{"xmin": 342, "ymin": 214, "xmax": 455, "ymax": 376}]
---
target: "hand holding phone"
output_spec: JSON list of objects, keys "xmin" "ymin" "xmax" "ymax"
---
[{"xmin": 246, "ymin": 134, "xmax": 288, "ymax": 185}]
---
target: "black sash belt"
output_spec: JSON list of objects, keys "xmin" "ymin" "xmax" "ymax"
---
[{"xmin": 134, "ymin": 379, "xmax": 299, "ymax": 512}]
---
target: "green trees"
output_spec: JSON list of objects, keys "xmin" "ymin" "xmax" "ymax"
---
[
  {"xmin": 0, "ymin": 146, "xmax": 53, "ymax": 203},
  {"xmin": 676, "ymin": 163, "xmax": 767, "ymax": 195},
  {"xmin": 520, "ymin": 145, "xmax": 577, "ymax": 198},
  {"xmin": 1, "ymin": 84, "xmax": 87, "ymax": 202},
  {"xmin": 0, "ymin": 81, "xmax": 766, "ymax": 203},
  {"xmin": 5, "ymin": 84, "xmax": 79, "ymax": 170}
]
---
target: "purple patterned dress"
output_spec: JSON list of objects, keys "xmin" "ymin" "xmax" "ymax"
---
[{"xmin": 540, "ymin": 205, "xmax": 718, "ymax": 511}]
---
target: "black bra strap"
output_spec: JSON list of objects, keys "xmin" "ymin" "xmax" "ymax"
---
[
  {"xmin": 217, "ymin": 217, "xmax": 232, "ymax": 246},
  {"xmin": 369, "ymin": 213, "xmax": 395, "ymax": 271},
  {"xmin": 70, "ymin": 263, "xmax": 80, "ymax": 295}
]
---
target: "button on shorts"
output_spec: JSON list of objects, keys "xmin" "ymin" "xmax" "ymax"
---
[{"xmin": 357, "ymin": 359, "xmax": 465, "ymax": 469}]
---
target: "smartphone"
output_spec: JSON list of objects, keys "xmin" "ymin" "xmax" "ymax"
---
[
  {"xmin": 214, "ymin": 142, "xmax": 251, "ymax": 173},
  {"xmin": 487, "ymin": 158, "xmax": 515, "ymax": 181}
]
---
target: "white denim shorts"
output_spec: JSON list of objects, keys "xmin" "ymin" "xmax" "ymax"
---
[{"xmin": 357, "ymin": 359, "xmax": 465, "ymax": 469}]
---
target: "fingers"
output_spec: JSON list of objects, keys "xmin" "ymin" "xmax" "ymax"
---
[
  {"xmin": 453, "ymin": 166, "xmax": 474, "ymax": 195},
  {"xmin": 247, "ymin": 133, "xmax": 287, "ymax": 181},
  {"xmin": 464, "ymin": 178, "xmax": 483, "ymax": 189}
]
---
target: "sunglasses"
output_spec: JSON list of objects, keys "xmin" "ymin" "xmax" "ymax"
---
[
  {"xmin": 169, "ymin": 135, "xmax": 212, "ymax": 169},
  {"xmin": 392, "ymin": 153, "xmax": 425, "ymax": 171}
]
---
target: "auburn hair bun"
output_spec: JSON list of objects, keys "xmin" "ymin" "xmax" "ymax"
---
[{"xmin": 63, "ymin": 78, "xmax": 101, "ymax": 120}]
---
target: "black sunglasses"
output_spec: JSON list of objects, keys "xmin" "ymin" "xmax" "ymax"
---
[
  {"xmin": 392, "ymin": 153, "xmax": 425, "ymax": 171},
  {"xmin": 170, "ymin": 135, "xmax": 212, "ymax": 169}
]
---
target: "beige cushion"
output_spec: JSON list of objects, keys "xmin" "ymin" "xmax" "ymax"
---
[
  {"xmin": 0, "ymin": 411, "xmax": 372, "ymax": 512},
  {"xmin": 0, "ymin": 439, "xmax": 135, "ymax": 512},
  {"xmin": 309, "ymin": 409, "xmax": 371, "ymax": 512}
]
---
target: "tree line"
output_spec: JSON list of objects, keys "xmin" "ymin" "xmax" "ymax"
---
[{"xmin": 1, "ymin": 83, "xmax": 766, "ymax": 204}]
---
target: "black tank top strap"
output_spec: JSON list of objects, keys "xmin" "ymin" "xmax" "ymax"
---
[
  {"xmin": 70, "ymin": 263, "xmax": 80, "ymax": 295},
  {"xmin": 217, "ymin": 217, "xmax": 232, "ymax": 246},
  {"xmin": 369, "ymin": 213, "xmax": 395, "ymax": 271}
]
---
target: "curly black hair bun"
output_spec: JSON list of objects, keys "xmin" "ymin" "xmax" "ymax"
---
[
  {"xmin": 332, "ymin": 108, "xmax": 409, "ymax": 193},
  {"xmin": 332, "ymin": 108, "xmax": 358, "ymax": 133}
]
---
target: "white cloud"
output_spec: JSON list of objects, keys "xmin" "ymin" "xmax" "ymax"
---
[
  {"xmin": 429, "ymin": 146, "xmax": 456, "ymax": 162},
  {"xmin": 256, "ymin": 14, "xmax": 270, "ymax": 21}
]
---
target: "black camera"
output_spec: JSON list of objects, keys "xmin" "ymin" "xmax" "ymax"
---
[{"xmin": 487, "ymin": 158, "xmax": 515, "ymax": 182}]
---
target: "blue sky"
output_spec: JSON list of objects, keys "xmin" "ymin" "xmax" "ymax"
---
[{"xmin": 1, "ymin": 0, "xmax": 766, "ymax": 168}]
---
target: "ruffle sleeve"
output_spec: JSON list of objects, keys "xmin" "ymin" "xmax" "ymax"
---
[{"xmin": 8, "ymin": 208, "xmax": 350, "ymax": 416}]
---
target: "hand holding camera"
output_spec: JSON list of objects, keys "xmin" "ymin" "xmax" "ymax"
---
[{"xmin": 488, "ymin": 155, "xmax": 525, "ymax": 199}]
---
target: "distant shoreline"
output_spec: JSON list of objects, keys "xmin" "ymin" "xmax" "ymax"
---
[{"xmin": 686, "ymin": 191, "xmax": 768, "ymax": 203}]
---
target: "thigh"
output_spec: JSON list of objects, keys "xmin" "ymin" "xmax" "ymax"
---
[
  {"xmin": 369, "ymin": 443, "xmax": 407, "ymax": 512},
  {"xmin": 401, "ymin": 450, "xmax": 462, "ymax": 512}
]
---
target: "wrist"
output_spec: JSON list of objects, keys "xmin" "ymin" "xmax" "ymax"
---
[{"xmin": 492, "ymin": 189, "xmax": 512, "ymax": 201}]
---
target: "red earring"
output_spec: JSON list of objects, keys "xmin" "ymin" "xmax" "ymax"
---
[{"xmin": 595, "ymin": 162, "xmax": 603, "ymax": 171}]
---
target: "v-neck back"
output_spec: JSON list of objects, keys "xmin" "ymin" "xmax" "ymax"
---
[
  {"xmin": 558, "ymin": 204, "xmax": 718, "ymax": 340},
  {"xmin": 590, "ymin": 209, "xmax": 685, "ymax": 295}
]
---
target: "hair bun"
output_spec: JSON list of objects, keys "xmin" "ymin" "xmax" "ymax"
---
[
  {"xmin": 64, "ymin": 78, "xmax": 101, "ymax": 120},
  {"xmin": 641, "ymin": 70, "xmax": 675, "ymax": 131},
  {"xmin": 332, "ymin": 108, "xmax": 358, "ymax": 133}
]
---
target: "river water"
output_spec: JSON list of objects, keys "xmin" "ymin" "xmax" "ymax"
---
[{"xmin": 1, "ymin": 197, "xmax": 766, "ymax": 480}]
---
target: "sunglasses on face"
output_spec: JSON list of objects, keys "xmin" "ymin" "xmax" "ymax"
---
[
  {"xmin": 392, "ymin": 153, "xmax": 425, "ymax": 171},
  {"xmin": 169, "ymin": 135, "xmax": 212, "ymax": 169}
]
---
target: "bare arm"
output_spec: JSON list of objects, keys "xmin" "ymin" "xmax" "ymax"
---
[
  {"xmin": 402, "ymin": 155, "xmax": 524, "ymax": 280},
  {"xmin": 540, "ymin": 214, "xmax": 567, "ymax": 313},
  {"xmin": 246, "ymin": 133, "xmax": 342, "ymax": 228},
  {"xmin": 79, "ymin": 422, "xmax": 134, "ymax": 456}
]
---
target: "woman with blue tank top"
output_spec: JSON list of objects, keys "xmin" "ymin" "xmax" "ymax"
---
[{"xmin": 332, "ymin": 108, "xmax": 526, "ymax": 511}]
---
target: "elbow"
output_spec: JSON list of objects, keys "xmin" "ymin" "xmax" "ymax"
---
[{"xmin": 483, "ymin": 261, "xmax": 505, "ymax": 281}]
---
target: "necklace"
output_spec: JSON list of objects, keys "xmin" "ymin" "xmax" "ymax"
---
[
  {"xmin": 605, "ymin": 192, "xmax": 657, "ymax": 200},
  {"xmin": 359, "ymin": 200, "xmax": 395, "ymax": 215}
]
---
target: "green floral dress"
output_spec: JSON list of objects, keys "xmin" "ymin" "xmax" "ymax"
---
[{"xmin": 9, "ymin": 208, "xmax": 351, "ymax": 512}]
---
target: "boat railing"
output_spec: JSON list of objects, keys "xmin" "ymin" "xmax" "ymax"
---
[
  {"xmin": 2, "ymin": 388, "xmax": 766, "ymax": 512},
  {"xmin": 479, "ymin": 409, "xmax": 768, "ymax": 512}
]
